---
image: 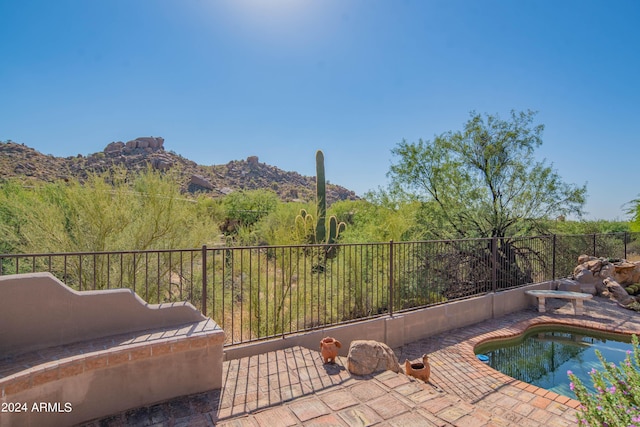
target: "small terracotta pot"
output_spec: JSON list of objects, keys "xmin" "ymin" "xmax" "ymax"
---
[
  {"xmin": 320, "ymin": 337, "xmax": 342, "ymax": 364},
  {"xmin": 405, "ymin": 354, "xmax": 430, "ymax": 383}
]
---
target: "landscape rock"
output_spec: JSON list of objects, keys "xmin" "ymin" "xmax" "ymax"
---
[
  {"xmin": 577, "ymin": 254, "xmax": 595, "ymax": 264},
  {"xmin": 613, "ymin": 262, "xmax": 640, "ymax": 286},
  {"xmin": 574, "ymin": 268, "xmax": 598, "ymax": 295},
  {"xmin": 347, "ymin": 340, "xmax": 400, "ymax": 376},
  {"xmin": 604, "ymin": 277, "xmax": 636, "ymax": 306},
  {"xmin": 556, "ymin": 278, "xmax": 580, "ymax": 292},
  {"xmin": 570, "ymin": 254, "xmax": 640, "ymax": 310}
]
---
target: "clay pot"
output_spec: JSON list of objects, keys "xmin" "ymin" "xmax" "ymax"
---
[
  {"xmin": 320, "ymin": 337, "xmax": 342, "ymax": 364},
  {"xmin": 405, "ymin": 354, "xmax": 430, "ymax": 383}
]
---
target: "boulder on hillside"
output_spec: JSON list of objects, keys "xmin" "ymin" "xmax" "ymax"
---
[
  {"xmin": 124, "ymin": 137, "xmax": 165, "ymax": 152},
  {"xmin": 104, "ymin": 141, "xmax": 125, "ymax": 154},
  {"xmin": 152, "ymin": 157, "xmax": 173, "ymax": 170},
  {"xmin": 247, "ymin": 156, "xmax": 259, "ymax": 166},
  {"xmin": 190, "ymin": 174, "xmax": 214, "ymax": 190}
]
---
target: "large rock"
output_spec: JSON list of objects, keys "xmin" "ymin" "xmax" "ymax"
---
[
  {"xmin": 556, "ymin": 278, "xmax": 580, "ymax": 292},
  {"xmin": 347, "ymin": 340, "xmax": 400, "ymax": 376},
  {"xmin": 599, "ymin": 263, "xmax": 615, "ymax": 281},
  {"xmin": 104, "ymin": 141, "xmax": 124, "ymax": 154},
  {"xmin": 190, "ymin": 174, "xmax": 214, "ymax": 190},
  {"xmin": 247, "ymin": 156, "xmax": 259, "ymax": 166},
  {"xmin": 604, "ymin": 278, "xmax": 636, "ymax": 306},
  {"xmin": 574, "ymin": 268, "xmax": 598, "ymax": 295},
  {"xmin": 152, "ymin": 157, "xmax": 173, "ymax": 170},
  {"xmin": 613, "ymin": 263, "xmax": 640, "ymax": 286},
  {"xmin": 577, "ymin": 254, "xmax": 595, "ymax": 264},
  {"xmin": 124, "ymin": 137, "xmax": 165, "ymax": 151}
]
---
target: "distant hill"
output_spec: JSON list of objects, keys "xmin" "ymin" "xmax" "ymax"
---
[{"xmin": 0, "ymin": 138, "xmax": 358, "ymax": 204}]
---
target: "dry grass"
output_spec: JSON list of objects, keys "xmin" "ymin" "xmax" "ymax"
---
[{"xmin": 627, "ymin": 253, "xmax": 640, "ymax": 262}]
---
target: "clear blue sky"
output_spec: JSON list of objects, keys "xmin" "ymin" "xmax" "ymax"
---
[{"xmin": 1, "ymin": 0, "xmax": 639, "ymax": 220}]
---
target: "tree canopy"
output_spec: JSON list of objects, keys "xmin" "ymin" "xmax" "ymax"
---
[{"xmin": 388, "ymin": 110, "xmax": 586, "ymax": 238}]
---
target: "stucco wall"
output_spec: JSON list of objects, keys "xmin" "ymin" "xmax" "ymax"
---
[
  {"xmin": 0, "ymin": 272, "xmax": 225, "ymax": 427},
  {"xmin": 0, "ymin": 272, "xmax": 206, "ymax": 355},
  {"xmin": 223, "ymin": 281, "xmax": 555, "ymax": 360}
]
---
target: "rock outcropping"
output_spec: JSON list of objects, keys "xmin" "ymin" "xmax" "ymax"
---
[
  {"xmin": 0, "ymin": 140, "xmax": 358, "ymax": 204},
  {"xmin": 104, "ymin": 137, "xmax": 165, "ymax": 155},
  {"xmin": 563, "ymin": 255, "xmax": 640, "ymax": 310}
]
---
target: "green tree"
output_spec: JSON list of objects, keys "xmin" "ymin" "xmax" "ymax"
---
[
  {"xmin": 332, "ymin": 197, "xmax": 425, "ymax": 243},
  {"xmin": 218, "ymin": 189, "xmax": 280, "ymax": 242},
  {"xmin": 388, "ymin": 110, "xmax": 586, "ymax": 239},
  {"xmin": 627, "ymin": 197, "xmax": 640, "ymax": 233},
  {"xmin": 388, "ymin": 110, "xmax": 588, "ymax": 289},
  {"xmin": 0, "ymin": 169, "xmax": 216, "ymax": 254}
]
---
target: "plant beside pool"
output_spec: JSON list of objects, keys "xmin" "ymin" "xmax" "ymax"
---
[{"xmin": 568, "ymin": 334, "xmax": 640, "ymax": 427}]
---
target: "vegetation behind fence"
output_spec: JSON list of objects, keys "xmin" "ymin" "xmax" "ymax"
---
[{"xmin": 2, "ymin": 232, "xmax": 639, "ymax": 346}]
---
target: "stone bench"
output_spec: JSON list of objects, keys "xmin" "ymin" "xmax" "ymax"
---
[
  {"xmin": 525, "ymin": 289, "xmax": 593, "ymax": 315},
  {"xmin": 0, "ymin": 272, "xmax": 225, "ymax": 427}
]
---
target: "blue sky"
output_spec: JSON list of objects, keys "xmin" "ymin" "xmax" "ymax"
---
[{"xmin": 1, "ymin": 0, "xmax": 639, "ymax": 220}]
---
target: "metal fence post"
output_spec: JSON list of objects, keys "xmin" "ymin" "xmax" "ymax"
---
[
  {"xmin": 593, "ymin": 233, "xmax": 597, "ymax": 257},
  {"xmin": 389, "ymin": 240, "xmax": 394, "ymax": 316},
  {"xmin": 491, "ymin": 237, "xmax": 497, "ymax": 292},
  {"xmin": 625, "ymin": 232, "xmax": 628, "ymax": 259},
  {"xmin": 552, "ymin": 234, "xmax": 557, "ymax": 281},
  {"xmin": 201, "ymin": 244, "xmax": 208, "ymax": 317}
]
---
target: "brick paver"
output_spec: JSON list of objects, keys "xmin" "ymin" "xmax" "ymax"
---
[{"xmin": 78, "ymin": 297, "xmax": 640, "ymax": 426}]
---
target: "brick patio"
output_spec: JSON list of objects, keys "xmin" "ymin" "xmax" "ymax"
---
[{"xmin": 81, "ymin": 297, "xmax": 640, "ymax": 427}]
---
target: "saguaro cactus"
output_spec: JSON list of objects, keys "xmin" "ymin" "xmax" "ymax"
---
[
  {"xmin": 315, "ymin": 150, "xmax": 327, "ymax": 244},
  {"xmin": 295, "ymin": 150, "xmax": 346, "ymax": 250}
]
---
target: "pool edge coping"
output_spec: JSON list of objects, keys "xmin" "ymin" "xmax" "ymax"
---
[{"xmin": 466, "ymin": 315, "xmax": 640, "ymax": 410}]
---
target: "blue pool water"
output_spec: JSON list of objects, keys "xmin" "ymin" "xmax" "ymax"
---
[{"xmin": 475, "ymin": 326, "xmax": 634, "ymax": 398}]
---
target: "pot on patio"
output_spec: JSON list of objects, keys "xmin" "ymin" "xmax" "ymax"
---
[
  {"xmin": 405, "ymin": 354, "xmax": 430, "ymax": 383},
  {"xmin": 320, "ymin": 336, "xmax": 342, "ymax": 364}
]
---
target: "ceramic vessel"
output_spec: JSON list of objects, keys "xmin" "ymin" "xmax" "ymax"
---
[
  {"xmin": 405, "ymin": 354, "xmax": 430, "ymax": 382},
  {"xmin": 320, "ymin": 336, "xmax": 342, "ymax": 364}
]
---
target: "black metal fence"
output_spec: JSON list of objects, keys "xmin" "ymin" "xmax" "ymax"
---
[{"xmin": 2, "ymin": 232, "xmax": 639, "ymax": 346}]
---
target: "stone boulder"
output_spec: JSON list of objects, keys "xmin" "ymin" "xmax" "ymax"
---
[
  {"xmin": 571, "ymin": 255, "xmax": 640, "ymax": 295},
  {"xmin": 577, "ymin": 254, "xmax": 596, "ymax": 265},
  {"xmin": 571, "ymin": 254, "xmax": 640, "ymax": 310},
  {"xmin": 346, "ymin": 340, "xmax": 400, "ymax": 376},
  {"xmin": 190, "ymin": 174, "xmax": 214, "ymax": 190},
  {"xmin": 613, "ymin": 262, "xmax": 640, "ymax": 286},
  {"xmin": 604, "ymin": 277, "xmax": 636, "ymax": 307},
  {"xmin": 104, "ymin": 141, "xmax": 124, "ymax": 154},
  {"xmin": 556, "ymin": 278, "xmax": 580, "ymax": 292},
  {"xmin": 151, "ymin": 157, "xmax": 173, "ymax": 170},
  {"xmin": 247, "ymin": 156, "xmax": 259, "ymax": 166},
  {"xmin": 124, "ymin": 137, "xmax": 165, "ymax": 152},
  {"xmin": 573, "ymin": 268, "xmax": 598, "ymax": 295}
]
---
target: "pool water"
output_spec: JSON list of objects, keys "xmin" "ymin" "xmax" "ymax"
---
[{"xmin": 475, "ymin": 326, "xmax": 633, "ymax": 398}]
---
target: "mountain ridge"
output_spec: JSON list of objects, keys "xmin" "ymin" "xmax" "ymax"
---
[{"xmin": 0, "ymin": 138, "xmax": 358, "ymax": 204}]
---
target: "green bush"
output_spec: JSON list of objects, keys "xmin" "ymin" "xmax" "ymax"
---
[{"xmin": 568, "ymin": 334, "xmax": 640, "ymax": 426}]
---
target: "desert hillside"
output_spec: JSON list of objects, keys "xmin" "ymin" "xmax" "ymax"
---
[{"xmin": 0, "ymin": 138, "xmax": 357, "ymax": 204}]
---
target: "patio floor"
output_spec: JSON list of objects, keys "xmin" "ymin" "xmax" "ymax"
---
[{"xmin": 81, "ymin": 297, "xmax": 640, "ymax": 427}]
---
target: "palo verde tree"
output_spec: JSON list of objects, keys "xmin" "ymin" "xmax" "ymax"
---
[
  {"xmin": 389, "ymin": 110, "xmax": 586, "ymax": 239},
  {"xmin": 388, "ymin": 110, "xmax": 587, "ymax": 289}
]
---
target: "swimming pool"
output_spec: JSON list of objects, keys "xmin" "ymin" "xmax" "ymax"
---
[{"xmin": 475, "ymin": 325, "xmax": 633, "ymax": 398}]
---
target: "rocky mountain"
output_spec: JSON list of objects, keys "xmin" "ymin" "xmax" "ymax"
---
[{"xmin": 0, "ymin": 138, "xmax": 358, "ymax": 204}]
